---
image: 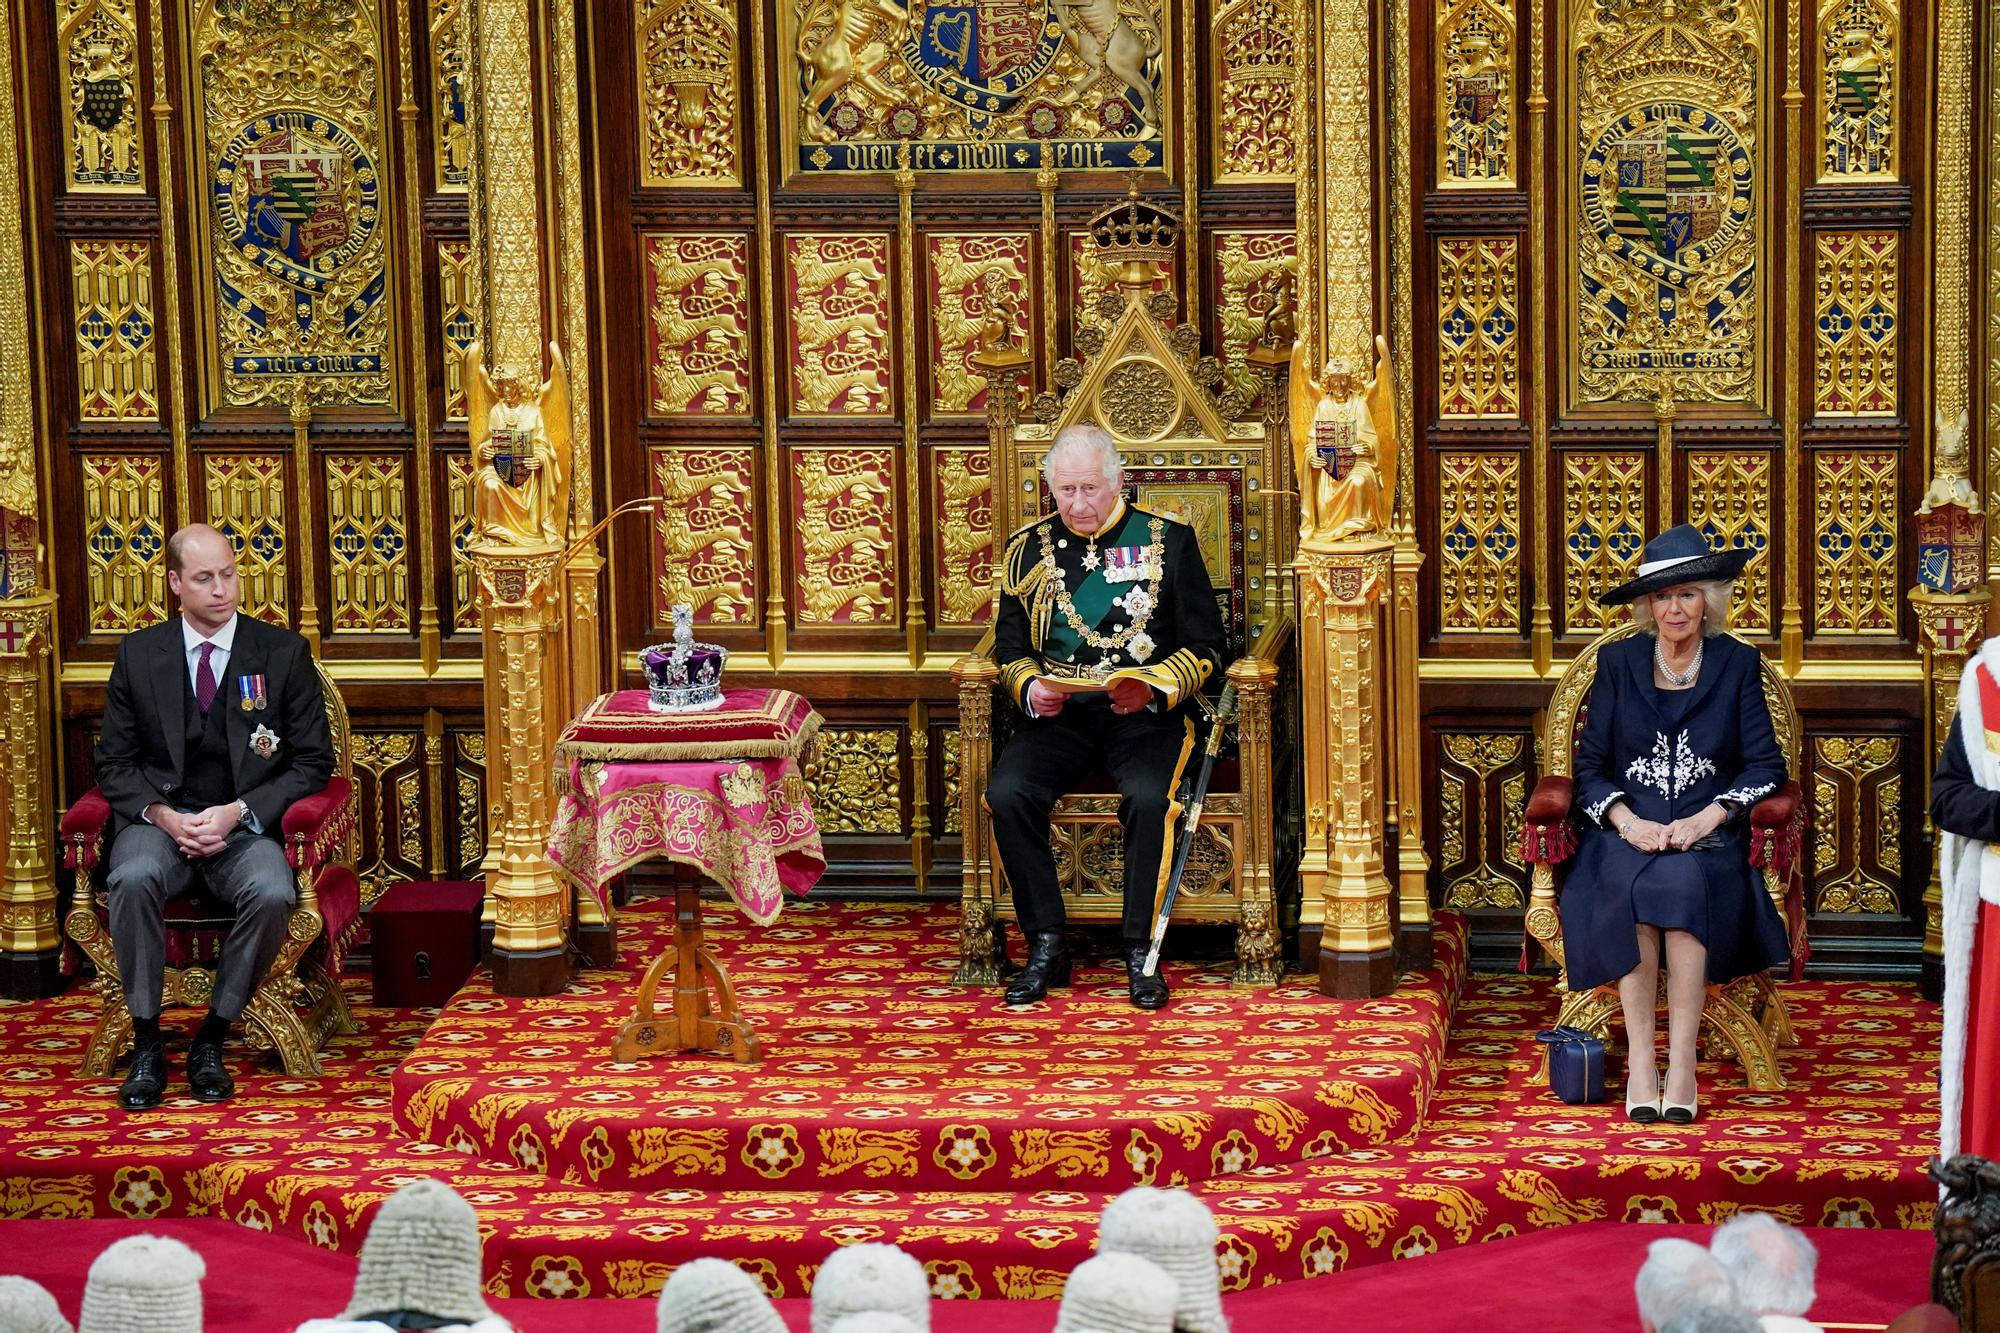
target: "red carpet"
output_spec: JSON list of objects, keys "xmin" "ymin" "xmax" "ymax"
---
[
  {"xmin": 0, "ymin": 1218, "xmax": 1932, "ymax": 1331},
  {"xmin": 0, "ymin": 898, "xmax": 1939, "ymax": 1302}
]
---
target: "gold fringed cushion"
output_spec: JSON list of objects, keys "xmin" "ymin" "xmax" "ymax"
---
[{"xmin": 555, "ymin": 688, "xmax": 822, "ymax": 763}]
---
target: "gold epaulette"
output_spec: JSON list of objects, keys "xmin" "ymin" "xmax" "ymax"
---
[{"xmin": 1001, "ymin": 515, "xmax": 1053, "ymax": 597}]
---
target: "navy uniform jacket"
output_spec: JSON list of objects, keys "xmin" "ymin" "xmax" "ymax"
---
[
  {"xmin": 1562, "ymin": 633, "xmax": 1792, "ymax": 989},
  {"xmin": 993, "ymin": 501, "xmax": 1226, "ymax": 715}
]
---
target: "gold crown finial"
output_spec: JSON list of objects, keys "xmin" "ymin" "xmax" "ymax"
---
[{"xmin": 1088, "ymin": 178, "xmax": 1180, "ymax": 291}]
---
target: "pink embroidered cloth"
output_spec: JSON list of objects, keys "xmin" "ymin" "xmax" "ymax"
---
[{"xmin": 547, "ymin": 690, "xmax": 825, "ymax": 924}]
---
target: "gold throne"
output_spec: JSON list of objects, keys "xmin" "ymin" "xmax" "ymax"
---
[
  {"xmin": 950, "ymin": 189, "xmax": 1299, "ymax": 987},
  {"xmin": 1519, "ymin": 622, "xmax": 1808, "ymax": 1090}
]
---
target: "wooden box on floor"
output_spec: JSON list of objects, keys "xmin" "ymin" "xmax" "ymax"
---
[{"xmin": 369, "ymin": 881, "xmax": 484, "ymax": 1008}]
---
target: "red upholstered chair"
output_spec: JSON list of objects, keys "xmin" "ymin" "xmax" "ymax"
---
[
  {"xmin": 61, "ymin": 659, "xmax": 362, "ymax": 1077},
  {"xmin": 1518, "ymin": 622, "xmax": 1809, "ymax": 1091}
]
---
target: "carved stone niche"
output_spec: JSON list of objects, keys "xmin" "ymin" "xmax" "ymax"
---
[{"xmin": 1931, "ymin": 1153, "xmax": 2000, "ymax": 1326}]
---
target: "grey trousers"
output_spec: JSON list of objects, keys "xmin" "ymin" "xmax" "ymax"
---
[{"xmin": 106, "ymin": 823, "xmax": 296, "ymax": 1023}]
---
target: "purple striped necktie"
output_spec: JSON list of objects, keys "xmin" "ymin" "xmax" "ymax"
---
[{"xmin": 195, "ymin": 641, "xmax": 217, "ymax": 716}]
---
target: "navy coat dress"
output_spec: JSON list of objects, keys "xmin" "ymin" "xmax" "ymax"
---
[{"xmin": 1559, "ymin": 633, "xmax": 1793, "ymax": 991}]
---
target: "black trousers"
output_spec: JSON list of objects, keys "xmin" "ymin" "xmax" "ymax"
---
[{"xmin": 985, "ymin": 697, "xmax": 1196, "ymax": 942}]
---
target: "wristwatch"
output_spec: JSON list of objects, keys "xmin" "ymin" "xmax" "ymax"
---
[{"xmin": 235, "ymin": 799, "xmax": 252, "ymax": 827}]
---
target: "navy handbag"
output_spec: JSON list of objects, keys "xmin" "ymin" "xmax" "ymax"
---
[{"xmin": 1535, "ymin": 1025, "xmax": 1607, "ymax": 1105}]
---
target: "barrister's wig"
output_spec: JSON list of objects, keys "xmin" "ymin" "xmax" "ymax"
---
[
  {"xmin": 1098, "ymin": 1186, "xmax": 1230, "ymax": 1333},
  {"xmin": 1600, "ymin": 524, "xmax": 1754, "ymax": 605},
  {"xmin": 341, "ymin": 1180, "xmax": 496, "ymax": 1326},
  {"xmin": 1052, "ymin": 1253, "xmax": 1179, "ymax": 1333},
  {"xmin": 0, "ymin": 1276, "xmax": 74, "ymax": 1333},
  {"xmin": 656, "ymin": 1257, "xmax": 786, "ymax": 1333},
  {"xmin": 810, "ymin": 1244, "xmax": 930, "ymax": 1333},
  {"xmin": 78, "ymin": 1235, "xmax": 204, "ymax": 1333}
]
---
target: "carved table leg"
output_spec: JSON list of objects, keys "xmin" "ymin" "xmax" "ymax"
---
[{"xmin": 610, "ymin": 877, "xmax": 762, "ymax": 1065}]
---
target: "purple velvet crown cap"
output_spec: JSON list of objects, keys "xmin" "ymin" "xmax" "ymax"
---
[{"xmin": 643, "ymin": 604, "xmax": 728, "ymax": 712}]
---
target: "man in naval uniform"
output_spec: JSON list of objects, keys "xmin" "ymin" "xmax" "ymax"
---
[{"xmin": 985, "ymin": 423, "xmax": 1226, "ymax": 1010}]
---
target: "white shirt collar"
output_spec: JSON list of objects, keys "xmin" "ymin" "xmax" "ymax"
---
[{"xmin": 182, "ymin": 612, "xmax": 240, "ymax": 656}]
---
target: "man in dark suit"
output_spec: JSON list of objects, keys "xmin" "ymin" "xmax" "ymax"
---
[
  {"xmin": 94, "ymin": 524, "xmax": 333, "ymax": 1109},
  {"xmin": 986, "ymin": 425, "xmax": 1226, "ymax": 1011}
]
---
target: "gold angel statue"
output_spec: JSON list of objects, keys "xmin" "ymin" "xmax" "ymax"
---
[
  {"xmin": 465, "ymin": 340, "xmax": 573, "ymax": 546},
  {"xmin": 1290, "ymin": 334, "xmax": 1397, "ymax": 543}
]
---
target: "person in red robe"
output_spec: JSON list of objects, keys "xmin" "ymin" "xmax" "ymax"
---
[{"xmin": 1930, "ymin": 637, "xmax": 2000, "ymax": 1159}]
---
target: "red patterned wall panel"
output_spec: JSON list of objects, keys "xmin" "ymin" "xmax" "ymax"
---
[
  {"xmin": 784, "ymin": 233, "xmax": 893, "ymax": 416},
  {"xmin": 926, "ymin": 232, "xmax": 1032, "ymax": 417},
  {"xmin": 643, "ymin": 232, "xmax": 753, "ymax": 416},
  {"xmin": 650, "ymin": 447, "xmax": 759, "ymax": 625},
  {"xmin": 791, "ymin": 447, "xmax": 898, "ymax": 625},
  {"xmin": 932, "ymin": 446, "xmax": 994, "ymax": 627}
]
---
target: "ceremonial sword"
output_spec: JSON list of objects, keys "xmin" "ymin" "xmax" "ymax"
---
[{"xmin": 1141, "ymin": 683, "xmax": 1239, "ymax": 978}]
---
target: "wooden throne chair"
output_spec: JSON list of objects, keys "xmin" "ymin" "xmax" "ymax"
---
[
  {"xmin": 1518, "ymin": 621, "xmax": 1809, "ymax": 1090},
  {"xmin": 950, "ymin": 190, "xmax": 1300, "ymax": 988},
  {"xmin": 62, "ymin": 657, "xmax": 363, "ymax": 1077}
]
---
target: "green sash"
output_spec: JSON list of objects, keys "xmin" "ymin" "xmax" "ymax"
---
[{"xmin": 1041, "ymin": 507, "xmax": 1151, "ymax": 664}]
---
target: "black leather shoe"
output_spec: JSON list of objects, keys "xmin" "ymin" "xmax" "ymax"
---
[
  {"xmin": 187, "ymin": 1042, "xmax": 234, "ymax": 1103},
  {"xmin": 118, "ymin": 1042, "xmax": 167, "ymax": 1111},
  {"xmin": 1124, "ymin": 945, "xmax": 1170, "ymax": 1010},
  {"xmin": 1003, "ymin": 932, "xmax": 1072, "ymax": 1005}
]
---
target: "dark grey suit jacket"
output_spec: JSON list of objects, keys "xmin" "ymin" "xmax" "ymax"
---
[{"xmin": 93, "ymin": 615, "xmax": 335, "ymax": 843}]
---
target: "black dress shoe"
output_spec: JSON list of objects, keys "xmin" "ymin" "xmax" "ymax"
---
[
  {"xmin": 187, "ymin": 1042, "xmax": 234, "ymax": 1103},
  {"xmin": 1003, "ymin": 932, "xmax": 1072, "ymax": 1005},
  {"xmin": 1124, "ymin": 944, "xmax": 1170, "ymax": 1010},
  {"xmin": 118, "ymin": 1042, "xmax": 167, "ymax": 1111}
]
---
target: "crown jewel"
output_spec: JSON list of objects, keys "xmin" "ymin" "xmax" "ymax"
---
[{"xmin": 642, "ymin": 605, "xmax": 728, "ymax": 712}]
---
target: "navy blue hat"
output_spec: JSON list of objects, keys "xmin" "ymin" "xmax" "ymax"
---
[{"xmin": 1600, "ymin": 523, "xmax": 1755, "ymax": 605}]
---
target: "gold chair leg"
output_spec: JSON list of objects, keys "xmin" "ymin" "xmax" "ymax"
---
[
  {"xmin": 1752, "ymin": 972, "xmax": 1797, "ymax": 1048},
  {"xmin": 242, "ymin": 984, "xmax": 325, "ymax": 1077},
  {"xmin": 1700, "ymin": 987, "xmax": 1786, "ymax": 1092},
  {"xmin": 1232, "ymin": 894, "xmax": 1283, "ymax": 987},
  {"xmin": 80, "ymin": 999, "xmax": 132, "ymax": 1079}
]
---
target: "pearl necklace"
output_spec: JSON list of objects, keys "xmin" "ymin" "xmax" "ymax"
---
[{"xmin": 1654, "ymin": 636, "xmax": 1703, "ymax": 687}]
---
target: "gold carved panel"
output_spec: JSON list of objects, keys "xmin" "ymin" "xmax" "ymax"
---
[
  {"xmin": 636, "ymin": 0, "xmax": 740, "ymax": 186},
  {"xmin": 792, "ymin": 447, "xmax": 897, "ymax": 626},
  {"xmin": 1436, "ymin": 0, "xmax": 1515, "ymax": 187},
  {"xmin": 785, "ymin": 234, "xmax": 892, "ymax": 417},
  {"xmin": 1566, "ymin": 0, "xmax": 1765, "ymax": 409},
  {"xmin": 933, "ymin": 446, "xmax": 993, "ymax": 629},
  {"xmin": 645, "ymin": 232, "xmax": 753, "ymax": 416},
  {"xmin": 438, "ymin": 241, "xmax": 476, "ymax": 422},
  {"xmin": 1213, "ymin": 230, "xmax": 1296, "ymax": 404},
  {"xmin": 803, "ymin": 728, "xmax": 902, "ymax": 834},
  {"xmin": 1135, "ymin": 481, "xmax": 1233, "ymax": 595},
  {"xmin": 1684, "ymin": 450, "xmax": 1773, "ymax": 632},
  {"xmin": 453, "ymin": 731, "xmax": 486, "ymax": 877},
  {"xmin": 927, "ymin": 233, "xmax": 1032, "ymax": 417},
  {"xmin": 782, "ymin": 0, "xmax": 1169, "ymax": 176},
  {"xmin": 80, "ymin": 453, "xmax": 167, "ymax": 632},
  {"xmin": 444, "ymin": 453, "xmax": 477, "ymax": 632},
  {"xmin": 324, "ymin": 453, "xmax": 410, "ymax": 634},
  {"xmin": 70, "ymin": 239, "xmax": 158, "ymax": 422},
  {"xmin": 1212, "ymin": 0, "xmax": 1299, "ymax": 182},
  {"xmin": 1437, "ymin": 732, "xmax": 1530, "ymax": 909},
  {"xmin": 429, "ymin": 0, "xmax": 469, "ymax": 190},
  {"xmin": 1436, "ymin": 235, "xmax": 1521, "ymax": 419},
  {"xmin": 1818, "ymin": 0, "xmax": 1895, "ymax": 180},
  {"xmin": 941, "ymin": 727, "xmax": 962, "ymax": 835},
  {"xmin": 190, "ymin": 0, "xmax": 395, "ymax": 408},
  {"xmin": 1812, "ymin": 230, "xmax": 1898, "ymax": 418},
  {"xmin": 203, "ymin": 453, "xmax": 289, "ymax": 625},
  {"xmin": 1560, "ymin": 451, "xmax": 1647, "ymax": 635},
  {"xmin": 350, "ymin": 730, "xmax": 422, "ymax": 906},
  {"xmin": 650, "ymin": 447, "xmax": 758, "ymax": 626},
  {"xmin": 59, "ymin": 0, "xmax": 144, "ymax": 192},
  {"xmin": 1811, "ymin": 448, "xmax": 1898, "ymax": 635},
  {"xmin": 1438, "ymin": 451, "xmax": 1522, "ymax": 633},
  {"xmin": 1809, "ymin": 734, "xmax": 1902, "ymax": 913}
]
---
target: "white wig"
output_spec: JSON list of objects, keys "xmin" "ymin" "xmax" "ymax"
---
[
  {"xmin": 1634, "ymin": 1237, "xmax": 1741, "ymax": 1330},
  {"xmin": 1630, "ymin": 578, "xmax": 1734, "ymax": 638},
  {"xmin": 1709, "ymin": 1212, "xmax": 1817, "ymax": 1318},
  {"xmin": 1042, "ymin": 423, "xmax": 1124, "ymax": 490}
]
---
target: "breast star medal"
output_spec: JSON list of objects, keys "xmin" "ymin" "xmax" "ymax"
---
[{"xmin": 249, "ymin": 724, "xmax": 281, "ymax": 759}]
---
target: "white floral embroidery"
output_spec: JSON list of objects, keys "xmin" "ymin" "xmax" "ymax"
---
[
  {"xmin": 1625, "ymin": 731, "xmax": 1718, "ymax": 800},
  {"xmin": 1585, "ymin": 789, "xmax": 1627, "ymax": 825},
  {"xmin": 1715, "ymin": 782, "xmax": 1776, "ymax": 808}
]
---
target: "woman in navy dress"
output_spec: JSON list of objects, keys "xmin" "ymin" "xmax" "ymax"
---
[{"xmin": 1560, "ymin": 525, "xmax": 1791, "ymax": 1125}]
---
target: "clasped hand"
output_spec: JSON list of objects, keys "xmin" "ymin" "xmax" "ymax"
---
[
  {"xmin": 150, "ymin": 803, "xmax": 240, "ymax": 859},
  {"xmin": 1025, "ymin": 677, "xmax": 1153, "ymax": 718},
  {"xmin": 1613, "ymin": 802, "xmax": 1726, "ymax": 853}
]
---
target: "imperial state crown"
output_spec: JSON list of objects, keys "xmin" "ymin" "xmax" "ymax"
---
[{"xmin": 642, "ymin": 604, "xmax": 728, "ymax": 712}]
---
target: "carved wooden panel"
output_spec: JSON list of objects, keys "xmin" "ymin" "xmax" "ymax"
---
[
  {"xmin": 1811, "ymin": 448, "xmax": 1899, "ymax": 635},
  {"xmin": 926, "ymin": 233, "xmax": 1031, "ymax": 417},
  {"xmin": 1812, "ymin": 230, "xmax": 1899, "ymax": 419},
  {"xmin": 932, "ymin": 446, "xmax": 993, "ymax": 629},
  {"xmin": 1560, "ymin": 451, "xmax": 1647, "ymax": 635},
  {"xmin": 645, "ymin": 232, "xmax": 753, "ymax": 416},
  {"xmin": 790, "ymin": 447, "xmax": 898, "ymax": 626},
  {"xmin": 203, "ymin": 453, "xmax": 288, "ymax": 625},
  {"xmin": 324, "ymin": 454, "xmax": 410, "ymax": 634},
  {"xmin": 651, "ymin": 447, "xmax": 758, "ymax": 626},
  {"xmin": 635, "ymin": 0, "xmax": 740, "ymax": 186},
  {"xmin": 1213, "ymin": 0, "xmax": 1299, "ymax": 182},
  {"xmin": 803, "ymin": 728, "xmax": 902, "ymax": 834},
  {"xmin": 1212, "ymin": 230, "xmax": 1296, "ymax": 406},
  {"xmin": 350, "ymin": 730, "xmax": 425, "ymax": 907},
  {"xmin": 784, "ymin": 233, "xmax": 893, "ymax": 417},
  {"xmin": 1436, "ymin": 731, "xmax": 1532, "ymax": 909},
  {"xmin": 79, "ymin": 452, "xmax": 167, "ymax": 633},
  {"xmin": 1685, "ymin": 450, "xmax": 1774, "ymax": 632},
  {"xmin": 1437, "ymin": 451, "xmax": 1522, "ymax": 632},
  {"xmin": 1809, "ymin": 734, "xmax": 1903, "ymax": 913},
  {"xmin": 70, "ymin": 239, "xmax": 157, "ymax": 422},
  {"xmin": 1435, "ymin": 235, "xmax": 1520, "ymax": 420}
]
